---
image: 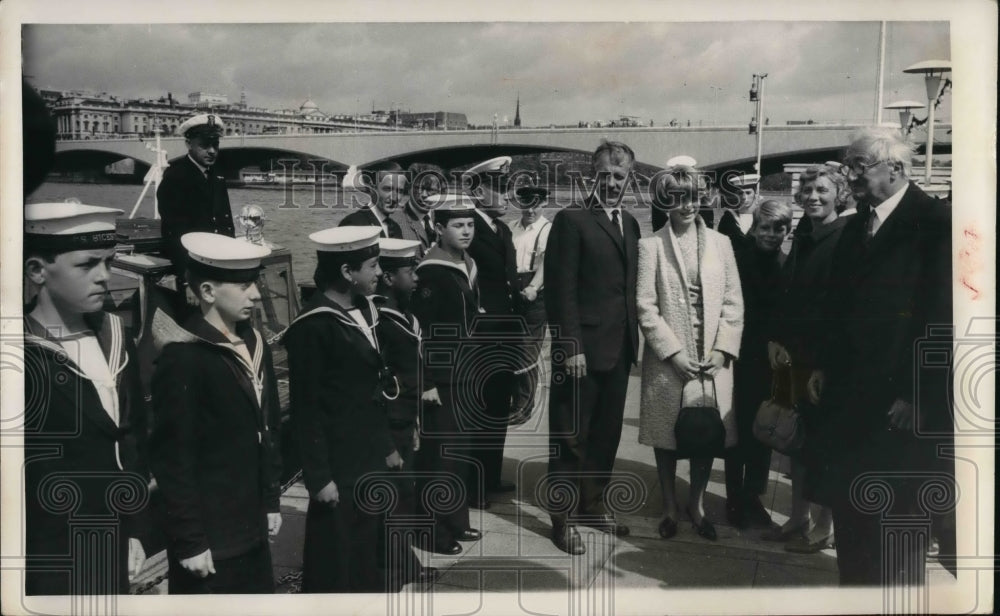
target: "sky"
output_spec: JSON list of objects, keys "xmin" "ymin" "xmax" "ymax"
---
[{"xmin": 22, "ymin": 21, "xmax": 951, "ymax": 127}]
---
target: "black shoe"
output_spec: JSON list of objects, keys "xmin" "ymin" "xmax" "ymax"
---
[
  {"xmin": 469, "ymin": 497, "xmax": 492, "ymax": 510},
  {"xmin": 431, "ymin": 541, "xmax": 462, "ymax": 556},
  {"xmin": 487, "ymin": 479, "xmax": 516, "ymax": 493},
  {"xmin": 688, "ymin": 507, "xmax": 717, "ymax": 541},
  {"xmin": 743, "ymin": 496, "xmax": 773, "ymax": 528},
  {"xmin": 658, "ymin": 516, "xmax": 678, "ymax": 539},
  {"xmin": 725, "ymin": 499, "xmax": 747, "ymax": 529},
  {"xmin": 577, "ymin": 512, "xmax": 630, "ymax": 537},
  {"xmin": 456, "ymin": 528, "xmax": 482, "ymax": 542},
  {"xmin": 551, "ymin": 523, "xmax": 585, "ymax": 555}
]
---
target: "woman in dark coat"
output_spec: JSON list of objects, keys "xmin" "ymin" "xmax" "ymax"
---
[
  {"xmin": 726, "ymin": 200, "xmax": 793, "ymax": 530},
  {"xmin": 763, "ymin": 163, "xmax": 850, "ymax": 552}
]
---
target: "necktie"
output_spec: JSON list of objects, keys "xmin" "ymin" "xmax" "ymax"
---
[
  {"xmin": 423, "ymin": 215, "xmax": 436, "ymax": 242},
  {"xmin": 611, "ymin": 209, "xmax": 623, "ymax": 239}
]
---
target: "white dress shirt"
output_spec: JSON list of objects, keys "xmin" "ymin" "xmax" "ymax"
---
[
  {"xmin": 511, "ymin": 215, "xmax": 552, "ymax": 273},
  {"xmin": 869, "ymin": 183, "xmax": 908, "ymax": 237}
]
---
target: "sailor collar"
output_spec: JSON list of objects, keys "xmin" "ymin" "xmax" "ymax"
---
[
  {"xmin": 24, "ymin": 311, "xmax": 130, "ymax": 385},
  {"xmin": 417, "ymin": 245, "xmax": 478, "ymax": 287},
  {"xmin": 289, "ymin": 292, "xmax": 382, "ymax": 352}
]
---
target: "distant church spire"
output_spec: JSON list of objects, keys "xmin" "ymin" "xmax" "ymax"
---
[{"xmin": 513, "ymin": 93, "xmax": 521, "ymax": 128}]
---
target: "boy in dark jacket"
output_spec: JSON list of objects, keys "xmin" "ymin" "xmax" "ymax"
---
[{"xmin": 149, "ymin": 232, "xmax": 282, "ymax": 594}]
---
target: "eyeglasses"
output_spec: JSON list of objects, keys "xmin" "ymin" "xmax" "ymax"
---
[{"xmin": 839, "ymin": 159, "xmax": 882, "ymax": 179}]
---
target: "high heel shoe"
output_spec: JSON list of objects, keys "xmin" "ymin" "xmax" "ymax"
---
[
  {"xmin": 687, "ymin": 507, "xmax": 717, "ymax": 541},
  {"xmin": 658, "ymin": 516, "xmax": 678, "ymax": 539}
]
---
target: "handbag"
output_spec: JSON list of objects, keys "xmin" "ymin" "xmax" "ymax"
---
[
  {"xmin": 752, "ymin": 365, "xmax": 805, "ymax": 454},
  {"xmin": 674, "ymin": 375, "xmax": 726, "ymax": 458}
]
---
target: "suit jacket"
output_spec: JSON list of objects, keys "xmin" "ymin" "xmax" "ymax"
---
[
  {"xmin": 468, "ymin": 211, "xmax": 521, "ymax": 318},
  {"xmin": 157, "ymin": 156, "xmax": 235, "ymax": 270},
  {"xmin": 544, "ymin": 201, "xmax": 640, "ymax": 371},
  {"xmin": 411, "ymin": 246, "xmax": 482, "ymax": 386},
  {"xmin": 283, "ymin": 293, "xmax": 396, "ymax": 494},
  {"xmin": 23, "ymin": 312, "xmax": 150, "ymax": 595},
  {"xmin": 815, "ymin": 182, "xmax": 952, "ymax": 460},
  {"xmin": 395, "ymin": 205, "xmax": 435, "ymax": 254},
  {"xmin": 149, "ymin": 314, "xmax": 282, "ymax": 561},
  {"xmin": 339, "ymin": 207, "xmax": 403, "ymax": 239}
]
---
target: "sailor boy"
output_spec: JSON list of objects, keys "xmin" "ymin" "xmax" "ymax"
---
[
  {"xmin": 148, "ymin": 232, "xmax": 283, "ymax": 594},
  {"xmin": 409, "ymin": 194, "xmax": 485, "ymax": 556},
  {"xmin": 373, "ymin": 237, "xmax": 440, "ymax": 587},
  {"xmin": 22, "ymin": 202, "xmax": 150, "ymax": 595},
  {"xmin": 282, "ymin": 226, "xmax": 404, "ymax": 593}
]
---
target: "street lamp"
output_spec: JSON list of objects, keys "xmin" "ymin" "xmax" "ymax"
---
[
  {"xmin": 903, "ymin": 59, "xmax": 951, "ymax": 185},
  {"xmin": 749, "ymin": 73, "xmax": 768, "ymax": 174},
  {"xmin": 884, "ymin": 100, "xmax": 925, "ymax": 135}
]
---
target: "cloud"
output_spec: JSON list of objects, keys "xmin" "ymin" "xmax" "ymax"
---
[{"xmin": 23, "ymin": 21, "xmax": 950, "ymax": 126}]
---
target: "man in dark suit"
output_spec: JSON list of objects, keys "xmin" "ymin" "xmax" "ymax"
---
[
  {"xmin": 464, "ymin": 156, "xmax": 521, "ymax": 506},
  {"xmin": 157, "ymin": 114, "xmax": 236, "ymax": 290},
  {"xmin": 808, "ymin": 127, "xmax": 952, "ymax": 586},
  {"xmin": 545, "ymin": 140, "xmax": 640, "ymax": 553},
  {"xmin": 339, "ymin": 162, "xmax": 404, "ymax": 239}
]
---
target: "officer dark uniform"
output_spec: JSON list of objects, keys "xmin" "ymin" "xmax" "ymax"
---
[
  {"xmin": 705, "ymin": 172, "xmax": 760, "ymax": 248},
  {"xmin": 157, "ymin": 114, "xmax": 236, "ymax": 274},
  {"xmin": 22, "ymin": 203, "xmax": 152, "ymax": 595},
  {"xmin": 374, "ymin": 238, "xmax": 437, "ymax": 587},
  {"xmin": 464, "ymin": 156, "xmax": 521, "ymax": 502},
  {"xmin": 283, "ymin": 226, "xmax": 400, "ymax": 593},
  {"xmin": 148, "ymin": 233, "xmax": 282, "ymax": 594},
  {"xmin": 410, "ymin": 195, "xmax": 484, "ymax": 555}
]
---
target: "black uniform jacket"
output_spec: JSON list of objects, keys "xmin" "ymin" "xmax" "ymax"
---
[
  {"xmin": 149, "ymin": 312, "xmax": 282, "ymax": 561},
  {"xmin": 157, "ymin": 156, "xmax": 236, "ymax": 270},
  {"xmin": 411, "ymin": 246, "xmax": 483, "ymax": 387},
  {"xmin": 23, "ymin": 311, "xmax": 151, "ymax": 595},
  {"xmin": 339, "ymin": 206, "xmax": 403, "ymax": 239},
  {"xmin": 467, "ymin": 211, "xmax": 520, "ymax": 317},
  {"xmin": 283, "ymin": 293, "xmax": 396, "ymax": 495},
  {"xmin": 544, "ymin": 200, "xmax": 640, "ymax": 371},
  {"xmin": 376, "ymin": 304, "xmax": 424, "ymax": 423}
]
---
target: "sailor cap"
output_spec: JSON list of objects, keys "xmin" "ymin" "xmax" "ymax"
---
[
  {"xmin": 24, "ymin": 202, "xmax": 123, "ymax": 253},
  {"xmin": 665, "ymin": 155, "xmax": 698, "ymax": 169},
  {"xmin": 378, "ymin": 238, "xmax": 422, "ymax": 269},
  {"xmin": 427, "ymin": 193, "xmax": 478, "ymax": 223},
  {"xmin": 182, "ymin": 232, "xmax": 270, "ymax": 283},
  {"xmin": 310, "ymin": 226, "xmax": 381, "ymax": 263},
  {"xmin": 730, "ymin": 173, "xmax": 761, "ymax": 187},
  {"xmin": 465, "ymin": 156, "xmax": 512, "ymax": 177},
  {"xmin": 178, "ymin": 113, "xmax": 226, "ymax": 138}
]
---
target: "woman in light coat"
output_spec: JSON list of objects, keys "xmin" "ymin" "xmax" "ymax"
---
[{"xmin": 637, "ymin": 164, "xmax": 744, "ymax": 541}]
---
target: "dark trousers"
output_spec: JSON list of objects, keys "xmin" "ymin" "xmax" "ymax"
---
[
  {"xmin": 301, "ymin": 490, "xmax": 382, "ymax": 593},
  {"xmin": 167, "ymin": 542, "xmax": 274, "ymax": 594},
  {"xmin": 547, "ymin": 347, "xmax": 631, "ymax": 523},
  {"xmin": 512, "ymin": 294, "xmax": 548, "ymax": 416},
  {"xmin": 468, "ymin": 368, "xmax": 513, "ymax": 495},
  {"xmin": 723, "ymin": 404, "xmax": 773, "ymax": 501},
  {"xmin": 416, "ymin": 383, "xmax": 472, "ymax": 547},
  {"xmin": 377, "ymin": 419, "xmax": 425, "ymax": 588}
]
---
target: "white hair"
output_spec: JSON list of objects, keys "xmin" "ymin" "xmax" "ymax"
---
[{"xmin": 845, "ymin": 126, "xmax": 915, "ymax": 176}]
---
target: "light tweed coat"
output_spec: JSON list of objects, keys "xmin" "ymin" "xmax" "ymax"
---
[{"xmin": 637, "ymin": 217, "xmax": 744, "ymax": 450}]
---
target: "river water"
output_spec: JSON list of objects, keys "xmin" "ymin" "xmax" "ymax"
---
[{"xmin": 28, "ymin": 182, "xmax": 662, "ymax": 282}]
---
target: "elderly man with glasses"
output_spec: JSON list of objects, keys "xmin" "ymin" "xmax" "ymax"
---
[{"xmin": 805, "ymin": 126, "xmax": 953, "ymax": 586}]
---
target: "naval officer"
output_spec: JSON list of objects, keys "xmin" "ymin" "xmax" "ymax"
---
[
  {"xmin": 283, "ymin": 226, "xmax": 404, "ymax": 592},
  {"xmin": 709, "ymin": 172, "xmax": 760, "ymax": 248},
  {"xmin": 157, "ymin": 113, "xmax": 236, "ymax": 305},
  {"xmin": 149, "ymin": 232, "xmax": 283, "ymax": 594},
  {"xmin": 22, "ymin": 202, "xmax": 151, "ymax": 595}
]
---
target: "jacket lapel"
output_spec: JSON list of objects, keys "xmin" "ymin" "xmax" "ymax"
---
[{"xmin": 591, "ymin": 205, "xmax": 625, "ymax": 257}]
